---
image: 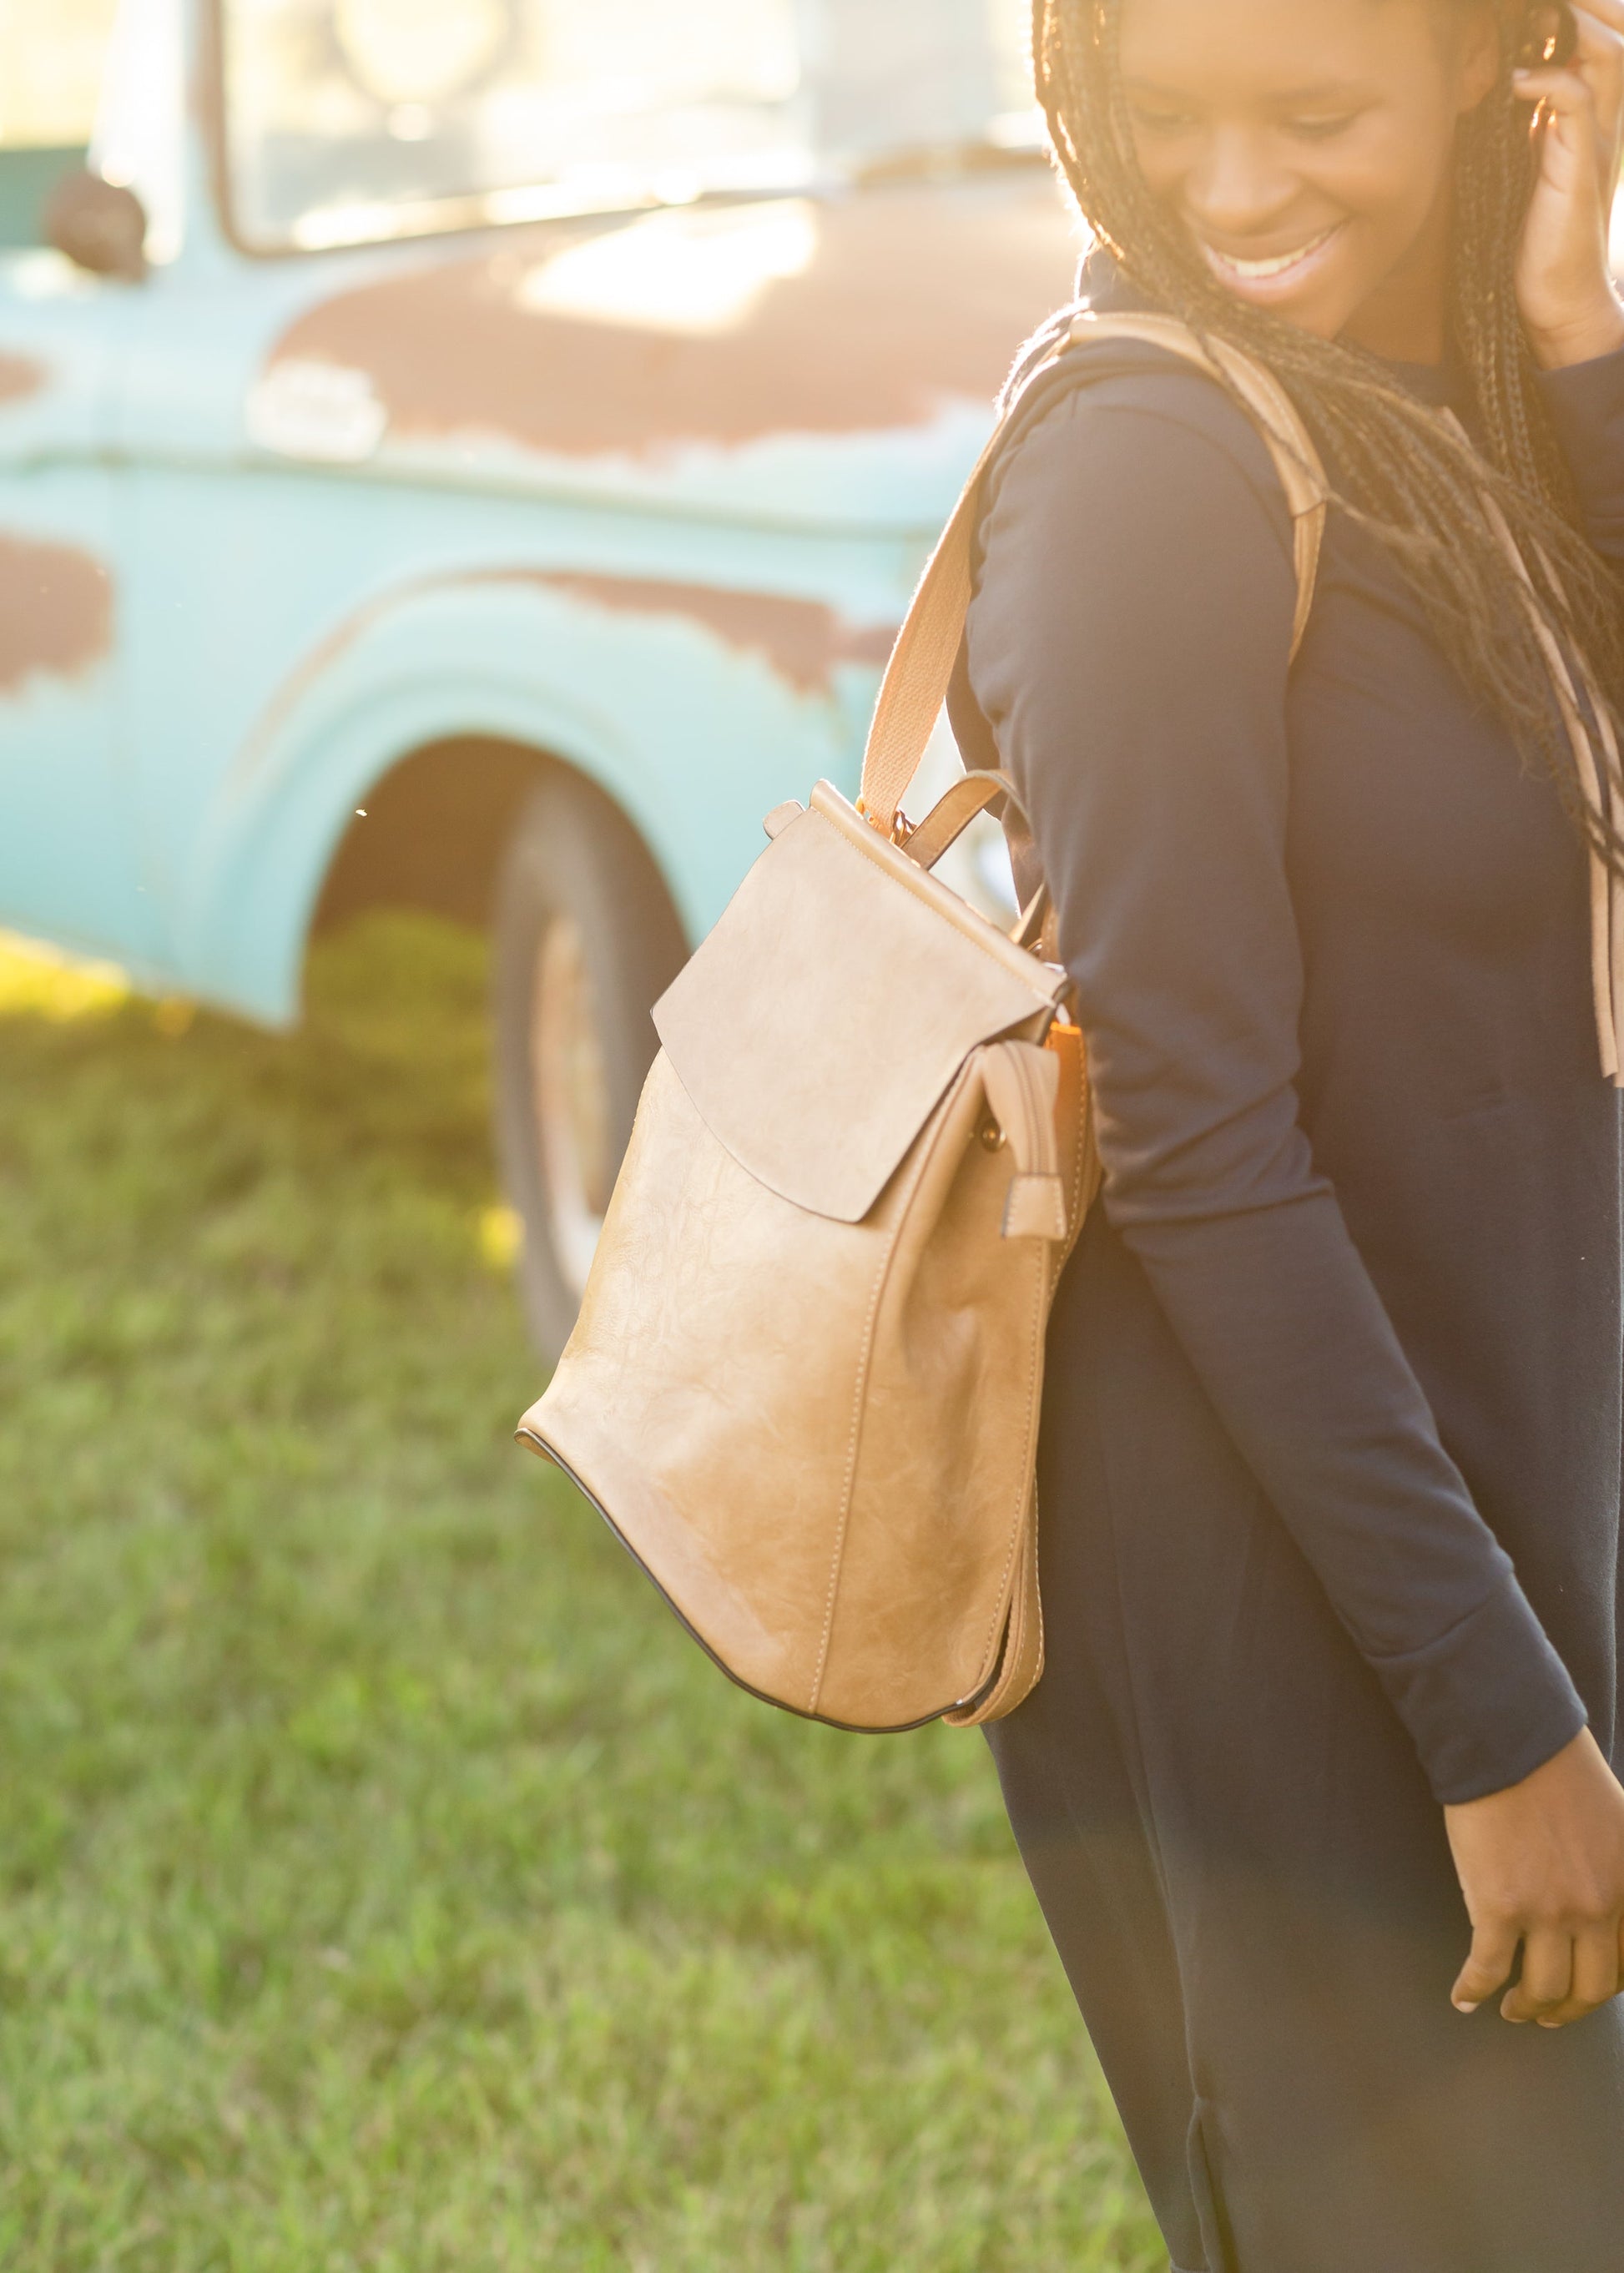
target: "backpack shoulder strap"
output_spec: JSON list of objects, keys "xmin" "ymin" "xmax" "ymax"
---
[{"xmin": 858, "ymin": 312, "xmax": 1331, "ymax": 836}]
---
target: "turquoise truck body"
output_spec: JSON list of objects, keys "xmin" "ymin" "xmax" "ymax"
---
[{"xmin": 0, "ymin": 2, "xmax": 1075, "ymax": 1023}]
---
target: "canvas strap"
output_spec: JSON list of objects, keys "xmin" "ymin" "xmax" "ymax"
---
[{"xmin": 857, "ymin": 311, "xmax": 1331, "ymax": 838}]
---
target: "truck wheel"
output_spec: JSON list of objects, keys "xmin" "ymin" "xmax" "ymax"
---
[{"xmin": 492, "ymin": 777, "xmax": 687, "ymax": 1365}]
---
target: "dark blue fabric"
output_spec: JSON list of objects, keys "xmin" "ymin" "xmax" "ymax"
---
[{"xmin": 954, "ymin": 268, "xmax": 1624, "ymax": 2269}]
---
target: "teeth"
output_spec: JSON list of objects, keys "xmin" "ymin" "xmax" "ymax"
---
[{"xmin": 1207, "ymin": 227, "xmax": 1335, "ymax": 280}]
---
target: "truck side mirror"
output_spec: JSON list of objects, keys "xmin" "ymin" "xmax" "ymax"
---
[{"xmin": 43, "ymin": 171, "xmax": 149, "ymax": 283}]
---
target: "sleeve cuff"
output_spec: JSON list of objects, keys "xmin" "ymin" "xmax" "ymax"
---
[
  {"xmin": 1538, "ymin": 345, "xmax": 1624, "ymax": 544},
  {"xmin": 1368, "ymin": 1575, "xmax": 1587, "ymax": 1806}
]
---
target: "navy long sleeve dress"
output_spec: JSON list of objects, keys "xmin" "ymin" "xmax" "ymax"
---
[{"xmin": 953, "ymin": 265, "xmax": 1624, "ymax": 2273}]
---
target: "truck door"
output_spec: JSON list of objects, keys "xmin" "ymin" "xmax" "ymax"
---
[{"xmin": 0, "ymin": 2, "xmax": 161, "ymax": 965}]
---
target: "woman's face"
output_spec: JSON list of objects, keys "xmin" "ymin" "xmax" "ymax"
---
[{"xmin": 1117, "ymin": 0, "xmax": 1500, "ymax": 354}]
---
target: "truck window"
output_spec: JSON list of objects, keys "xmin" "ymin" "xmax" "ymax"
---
[
  {"xmin": 217, "ymin": 0, "xmax": 1036, "ymax": 255},
  {"xmin": 0, "ymin": 0, "xmax": 120, "ymax": 247},
  {"xmin": 220, "ymin": 0, "xmax": 803, "ymax": 252}
]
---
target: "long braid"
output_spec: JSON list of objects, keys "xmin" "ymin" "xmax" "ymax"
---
[{"xmin": 1031, "ymin": 0, "xmax": 1624, "ymax": 869}]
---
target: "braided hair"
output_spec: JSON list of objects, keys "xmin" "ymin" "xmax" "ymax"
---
[{"xmin": 1031, "ymin": 0, "xmax": 1624, "ymax": 867}]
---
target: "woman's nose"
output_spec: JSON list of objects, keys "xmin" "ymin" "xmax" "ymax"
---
[{"xmin": 1183, "ymin": 128, "xmax": 1296, "ymax": 238}]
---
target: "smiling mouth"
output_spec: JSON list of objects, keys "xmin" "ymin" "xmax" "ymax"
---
[{"xmin": 1199, "ymin": 224, "xmax": 1344, "ymax": 290}]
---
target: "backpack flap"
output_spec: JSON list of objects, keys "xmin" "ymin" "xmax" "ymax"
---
[{"xmin": 653, "ymin": 779, "xmax": 1067, "ymax": 1226}]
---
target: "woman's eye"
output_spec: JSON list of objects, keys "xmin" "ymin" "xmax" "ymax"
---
[
  {"xmin": 1284, "ymin": 113, "xmax": 1360, "ymax": 141},
  {"xmin": 1128, "ymin": 105, "xmax": 1197, "ymax": 135}
]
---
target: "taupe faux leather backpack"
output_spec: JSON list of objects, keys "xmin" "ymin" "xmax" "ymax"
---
[{"xmin": 517, "ymin": 313, "xmax": 1329, "ymax": 1732}]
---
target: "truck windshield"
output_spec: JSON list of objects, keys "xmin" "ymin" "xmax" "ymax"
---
[
  {"xmin": 218, "ymin": 0, "xmax": 1036, "ymax": 254},
  {"xmin": 0, "ymin": 0, "xmax": 119, "ymax": 247}
]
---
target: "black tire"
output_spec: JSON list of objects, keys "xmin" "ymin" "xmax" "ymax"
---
[{"xmin": 492, "ymin": 775, "xmax": 688, "ymax": 1364}]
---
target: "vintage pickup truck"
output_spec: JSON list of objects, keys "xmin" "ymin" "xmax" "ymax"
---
[{"xmin": 0, "ymin": 0, "xmax": 1077, "ymax": 1354}]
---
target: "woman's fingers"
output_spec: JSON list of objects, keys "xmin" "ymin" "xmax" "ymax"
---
[
  {"xmin": 1445, "ymin": 1732, "xmax": 1624, "ymax": 2026},
  {"xmin": 1571, "ymin": 0, "xmax": 1624, "ymax": 68},
  {"xmin": 1450, "ymin": 1914, "xmax": 1521, "ymax": 2013},
  {"xmin": 1514, "ymin": 62, "xmax": 1603, "ymax": 197},
  {"xmin": 1511, "ymin": 56, "xmax": 1621, "ymax": 362},
  {"xmin": 1500, "ymin": 1927, "xmax": 1573, "ymax": 2023},
  {"xmin": 1454, "ymin": 1918, "xmax": 1624, "ymax": 2026},
  {"xmin": 1514, "ymin": 62, "xmax": 1602, "ymax": 140},
  {"xmin": 1536, "ymin": 1926, "xmax": 1624, "ymax": 2028},
  {"xmin": 1561, "ymin": 3, "xmax": 1624, "ymax": 201},
  {"xmin": 1571, "ymin": 7, "xmax": 1624, "ymax": 80}
]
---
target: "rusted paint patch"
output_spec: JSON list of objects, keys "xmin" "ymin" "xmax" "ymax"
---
[
  {"xmin": 0, "ymin": 355, "xmax": 46, "ymax": 407},
  {"xmin": 0, "ymin": 535, "xmax": 113, "ymax": 693},
  {"xmin": 263, "ymin": 174, "xmax": 1079, "ymax": 459},
  {"xmin": 532, "ymin": 572, "xmax": 894, "ymax": 694},
  {"xmin": 231, "ymin": 566, "xmax": 894, "ymax": 799}
]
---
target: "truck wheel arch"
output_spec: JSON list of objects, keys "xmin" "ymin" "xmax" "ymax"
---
[
  {"xmin": 180, "ymin": 573, "xmax": 849, "ymax": 1026},
  {"xmin": 313, "ymin": 733, "xmax": 557, "ymax": 936}
]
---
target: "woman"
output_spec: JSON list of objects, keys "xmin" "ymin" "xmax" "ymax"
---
[{"xmin": 950, "ymin": 2, "xmax": 1624, "ymax": 2265}]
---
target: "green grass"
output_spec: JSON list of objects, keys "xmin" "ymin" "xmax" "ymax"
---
[{"xmin": 0, "ymin": 913, "xmax": 1161, "ymax": 2271}]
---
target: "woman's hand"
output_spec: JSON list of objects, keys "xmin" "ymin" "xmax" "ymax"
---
[
  {"xmin": 1513, "ymin": 2, "xmax": 1624, "ymax": 367},
  {"xmin": 1446, "ymin": 1726, "xmax": 1624, "ymax": 2027}
]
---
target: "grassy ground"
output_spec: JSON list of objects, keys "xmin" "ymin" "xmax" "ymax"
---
[{"xmin": 0, "ymin": 913, "xmax": 1162, "ymax": 2272}]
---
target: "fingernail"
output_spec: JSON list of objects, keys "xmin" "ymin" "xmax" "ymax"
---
[
  {"xmin": 1538, "ymin": 2018, "xmax": 1562, "ymax": 2029},
  {"xmin": 1452, "ymin": 1998, "xmax": 1479, "ymax": 2013}
]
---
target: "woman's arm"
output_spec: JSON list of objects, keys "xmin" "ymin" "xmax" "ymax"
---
[
  {"xmin": 1517, "ymin": 0, "xmax": 1624, "ymax": 563},
  {"xmin": 1513, "ymin": 0, "xmax": 1624, "ymax": 373},
  {"xmin": 1539, "ymin": 346, "xmax": 1624, "ymax": 563},
  {"xmin": 966, "ymin": 371, "xmax": 1586, "ymax": 1812}
]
